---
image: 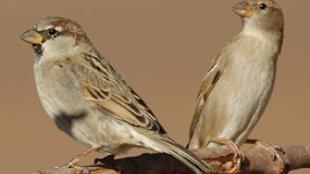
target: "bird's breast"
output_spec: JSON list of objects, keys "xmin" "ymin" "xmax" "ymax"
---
[
  {"xmin": 223, "ymin": 42, "xmax": 275, "ymax": 106},
  {"xmin": 33, "ymin": 60, "xmax": 88, "ymax": 120}
]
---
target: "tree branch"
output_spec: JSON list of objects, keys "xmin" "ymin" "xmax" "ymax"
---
[{"xmin": 32, "ymin": 142, "xmax": 310, "ymax": 174}]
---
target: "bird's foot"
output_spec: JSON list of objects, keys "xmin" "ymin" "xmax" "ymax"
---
[
  {"xmin": 64, "ymin": 157, "xmax": 82, "ymax": 168},
  {"xmin": 210, "ymin": 137, "xmax": 242, "ymax": 173},
  {"xmin": 66, "ymin": 148, "xmax": 96, "ymax": 166},
  {"xmin": 54, "ymin": 161, "xmax": 90, "ymax": 174},
  {"xmin": 55, "ymin": 148, "xmax": 96, "ymax": 173}
]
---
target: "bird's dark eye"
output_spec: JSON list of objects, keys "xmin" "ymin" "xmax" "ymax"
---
[
  {"xmin": 47, "ymin": 28, "xmax": 58, "ymax": 36},
  {"xmin": 258, "ymin": 3, "xmax": 268, "ymax": 10}
]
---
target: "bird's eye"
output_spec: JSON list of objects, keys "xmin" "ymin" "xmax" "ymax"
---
[
  {"xmin": 47, "ymin": 28, "xmax": 58, "ymax": 36},
  {"xmin": 258, "ymin": 3, "xmax": 268, "ymax": 10}
]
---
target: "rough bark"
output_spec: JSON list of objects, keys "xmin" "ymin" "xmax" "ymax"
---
[{"xmin": 32, "ymin": 142, "xmax": 310, "ymax": 174}]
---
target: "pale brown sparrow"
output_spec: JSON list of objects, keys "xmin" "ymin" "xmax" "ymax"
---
[
  {"xmin": 20, "ymin": 16, "xmax": 212, "ymax": 173},
  {"xmin": 188, "ymin": 0, "xmax": 284, "ymax": 150}
]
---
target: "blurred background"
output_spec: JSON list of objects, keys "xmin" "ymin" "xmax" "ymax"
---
[{"xmin": 0, "ymin": 0, "xmax": 309, "ymax": 173}]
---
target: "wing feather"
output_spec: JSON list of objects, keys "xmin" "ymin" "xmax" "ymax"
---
[
  {"xmin": 189, "ymin": 62, "xmax": 223, "ymax": 140},
  {"xmin": 66, "ymin": 53, "xmax": 166, "ymax": 134}
]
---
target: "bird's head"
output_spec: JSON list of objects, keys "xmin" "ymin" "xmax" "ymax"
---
[
  {"xmin": 20, "ymin": 16, "xmax": 89, "ymax": 59},
  {"xmin": 233, "ymin": 0, "xmax": 284, "ymax": 33}
]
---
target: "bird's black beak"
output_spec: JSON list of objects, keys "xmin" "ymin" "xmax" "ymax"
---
[
  {"xmin": 233, "ymin": 1, "xmax": 252, "ymax": 17},
  {"xmin": 20, "ymin": 29, "xmax": 43, "ymax": 45}
]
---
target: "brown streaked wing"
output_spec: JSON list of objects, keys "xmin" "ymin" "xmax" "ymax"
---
[
  {"xmin": 69, "ymin": 53, "xmax": 166, "ymax": 134},
  {"xmin": 189, "ymin": 63, "xmax": 222, "ymax": 140}
]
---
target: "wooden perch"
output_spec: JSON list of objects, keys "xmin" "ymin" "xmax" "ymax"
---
[{"xmin": 32, "ymin": 141, "xmax": 310, "ymax": 174}]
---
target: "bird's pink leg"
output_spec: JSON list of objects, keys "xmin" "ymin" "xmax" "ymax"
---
[{"xmin": 65, "ymin": 148, "xmax": 96, "ymax": 168}]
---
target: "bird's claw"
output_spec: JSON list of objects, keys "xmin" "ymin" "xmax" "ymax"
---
[
  {"xmin": 210, "ymin": 138, "xmax": 242, "ymax": 173},
  {"xmin": 60, "ymin": 163, "xmax": 90, "ymax": 174}
]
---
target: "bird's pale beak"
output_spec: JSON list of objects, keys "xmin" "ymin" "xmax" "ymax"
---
[
  {"xmin": 233, "ymin": 1, "xmax": 252, "ymax": 17},
  {"xmin": 20, "ymin": 29, "xmax": 43, "ymax": 44}
]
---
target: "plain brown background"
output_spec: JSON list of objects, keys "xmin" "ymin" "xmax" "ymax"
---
[{"xmin": 0, "ymin": 0, "xmax": 309, "ymax": 173}]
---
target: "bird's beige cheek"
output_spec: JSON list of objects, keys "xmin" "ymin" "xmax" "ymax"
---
[{"xmin": 42, "ymin": 36, "xmax": 76, "ymax": 58}]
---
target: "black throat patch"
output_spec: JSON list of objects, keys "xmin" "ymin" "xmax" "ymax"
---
[{"xmin": 32, "ymin": 44, "xmax": 43, "ymax": 62}]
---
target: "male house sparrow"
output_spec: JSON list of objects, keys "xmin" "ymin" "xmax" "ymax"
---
[
  {"xmin": 188, "ymin": 0, "xmax": 284, "ymax": 150},
  {"xmin": 20, "ymin": 17, "xmax": 211, "ymax": 173}
]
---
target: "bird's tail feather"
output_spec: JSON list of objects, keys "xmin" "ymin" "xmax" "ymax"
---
[{"xmin": 148, "ymin": 135, "xmax": 213, "ymax": 174}]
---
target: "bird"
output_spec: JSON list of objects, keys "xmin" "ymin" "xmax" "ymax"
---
[
  {"xmin": 188, "ymin": 0, "xmax": 284, "ymax": 150},
  {"xmin": 20, "ymin": 16, "xmax": 212, "ymax": 174}
]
